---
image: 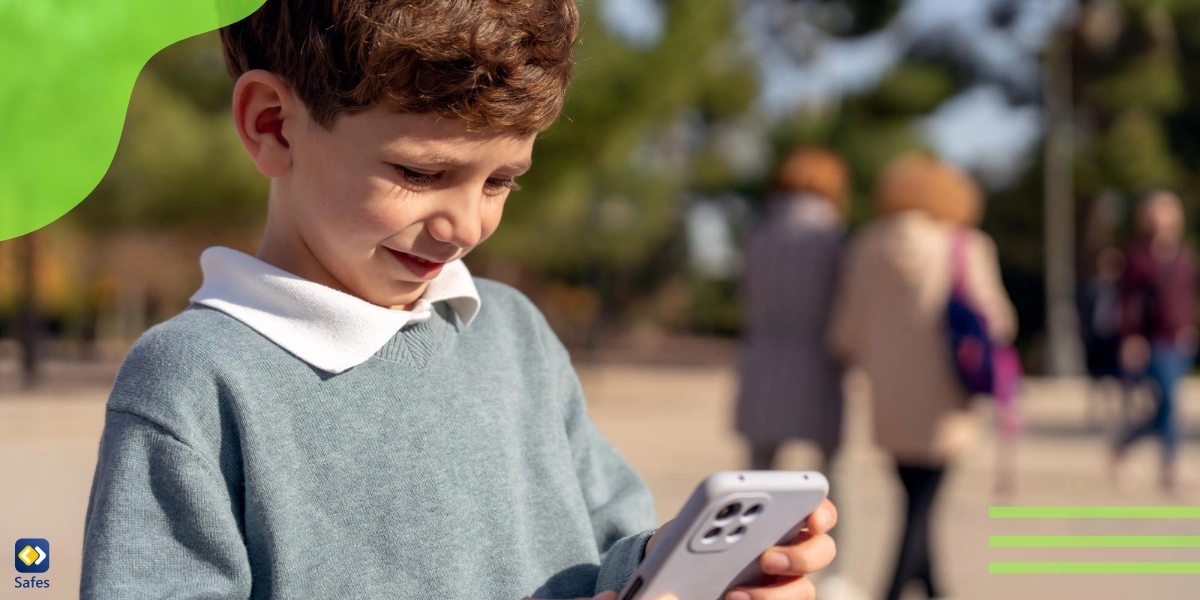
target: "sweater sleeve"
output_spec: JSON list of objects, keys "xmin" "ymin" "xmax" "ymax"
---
[
  {"xmin": 82, "ymin": 410, "xmax": 252, "ymax": 598},
  {"xmin": 539, "ymin": 321, "xmax": 658, "ymax": 594},
  {"xmin": 568, "ymin": 386, "xmax": 658, "ymax": 594},
  {"xmin": 81, "ymin": 331, "xmax": 251, "ymax": 599}
]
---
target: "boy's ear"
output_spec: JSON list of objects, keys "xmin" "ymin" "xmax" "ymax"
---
[{"xmin": 232, "ymin": 70, "xmax": 297, "ymax": 178}]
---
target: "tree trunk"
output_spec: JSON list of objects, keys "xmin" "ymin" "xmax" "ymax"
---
[
  {"xmin": 1044, "ymin": 30, "xmax": 1084, "ymax": 376},
  {"xmin": 17, "ymin": 232, "xmax": 40, "ymax": 388}
]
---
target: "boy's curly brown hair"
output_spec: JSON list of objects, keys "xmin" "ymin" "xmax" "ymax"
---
[{"xmin": 219, "ymin": 0, "xmax": 580, "ymax": 134}]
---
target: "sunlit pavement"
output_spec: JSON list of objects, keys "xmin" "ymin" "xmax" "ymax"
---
[{"xmin": 4, "ymin": 361, "xmax": 1200, "ymax": 599}]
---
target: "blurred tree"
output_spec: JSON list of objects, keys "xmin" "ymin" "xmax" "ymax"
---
[
  {"xmin": 30, "ymin": 0, "xmax": 1200, "ymax": 354},
  {"xmin": 476, "ymin": 0, "xmax": 760, "ymax": 326},
  {"xmin": 1073, "ymin": 0, "xmax": 1200, "ymax": 225},
  {"xmin": 17, "ymin": 233, "xmax": 38, "ymax": 387}
]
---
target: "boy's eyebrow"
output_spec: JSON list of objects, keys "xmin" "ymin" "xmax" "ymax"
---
[{"xmin": 386, "ymin": 151, "xmax": 531, "ymax": 173}]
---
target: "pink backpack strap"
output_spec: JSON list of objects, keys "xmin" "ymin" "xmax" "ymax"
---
[{"xmin": 951, "ymin": 228, "xmax": 969, "ymax": 296}]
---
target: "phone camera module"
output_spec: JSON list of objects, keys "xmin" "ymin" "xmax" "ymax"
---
[
  {"xmin": 726, "ymin": 526, "xmax": 747, "ymax": 542},
  {"xmin": 716, "ymin": 503, "xmax": 742, "ymax": 521}
]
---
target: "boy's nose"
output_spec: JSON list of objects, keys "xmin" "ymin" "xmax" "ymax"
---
[{"xmin": 427, "ymin": 199, "xmax": 484, "ymax": 249}]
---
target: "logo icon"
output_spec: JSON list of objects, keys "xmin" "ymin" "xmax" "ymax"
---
[{"xmin": 14, "ymin": 539, "xmax": 49, "ymax": 574}]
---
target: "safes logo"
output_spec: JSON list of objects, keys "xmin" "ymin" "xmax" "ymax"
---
[
  {"xmin": 14, "ymin": 540, "xmax": 48, "ymax": 574},
  {"xmin": 13, "ymin": 539, "xmax": 50, "ymax": 591}
]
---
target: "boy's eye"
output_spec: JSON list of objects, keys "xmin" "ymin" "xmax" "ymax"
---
[
  {"xmin": 393, "ymin": 165, "xmax": 442, "ymax": 189},
  {"xmin": 484, "ymin": 177, "xmax": 520, "ymax": 195}
]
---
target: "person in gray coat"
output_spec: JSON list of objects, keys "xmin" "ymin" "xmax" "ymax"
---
[{"xmin": 736, "ymin": 147, "xmax": 849, "ymax": 472}]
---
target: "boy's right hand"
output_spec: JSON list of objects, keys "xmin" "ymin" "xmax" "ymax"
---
[{"xmin": 526, "ymin": 591, "xmax": 677, "ymax": 600}]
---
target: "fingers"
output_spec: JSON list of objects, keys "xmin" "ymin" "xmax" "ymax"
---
[
  {"xmin": 761, "ymin": 532, "xmax": 837, "ymax": 576},
  {"xmin": 725, "ymin": 575, "xmax": 816, "ymax": 600},
  {"xmin": 805, "ymin": 498, "xmax": 838, "ymax": 535},
  {"xmin": 580, "ymin": 592, "xmax": 674, "ymax": 600},
  {"xmin": 645, "ymin": 519, "xmax": 673, "ymax": 557},
  {"xmin": 524, "ymin": 592, "xmax": 622, "ymax": 600}
]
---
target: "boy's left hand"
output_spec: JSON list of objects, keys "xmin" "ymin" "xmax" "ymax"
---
[{"xmin": 645, "ymin": 498, "xmax": 838, "ymax": 600}]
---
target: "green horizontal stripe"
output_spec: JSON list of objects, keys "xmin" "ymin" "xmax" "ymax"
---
[
  {"xmin": 991, "ymin": 536, "xmax": 1200, "ymax": 548},
  {"xmin": 990, "ymin": 562, "xmax": 1200, "ymax": 574},
  {"xmin": 990, "ymin": 507, "xmax": 1200, "ymax": 519}
]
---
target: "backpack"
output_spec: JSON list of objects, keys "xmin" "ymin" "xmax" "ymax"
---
[{"xmin": 946, "ymin": 230, "xmax": 995, "ymax": 395}]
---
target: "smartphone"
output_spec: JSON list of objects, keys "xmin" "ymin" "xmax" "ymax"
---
[{"xmin": 618, "ymin": 471, "xmax": 829, "ymax": 600}]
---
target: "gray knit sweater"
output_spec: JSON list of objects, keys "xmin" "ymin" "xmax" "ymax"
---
[{"xmin": 81, "ymin": 279, "xmax": 657, "ymax": 599}]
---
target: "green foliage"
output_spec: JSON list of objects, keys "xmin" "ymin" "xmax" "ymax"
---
[
  {"xmin": 1088, "ymin": 50, "xmax": 1185, "ymax": 113},
  {"xmin": 1073, "ymin": 2, "xmax": 1200, "ymax": 202},
  {"xmin": 836, "ymin": 0, "xmax": 903, "ymax": 35},
  {"xmin": 1099, "ymin": 109, "xmax": 1180, "ymax": 190},
  {"xmin": 481, "ymin": 0, "xmax": 755, "ymax": 285},
  {"xmin": 868, "ymin": 62, "xmax": 960, "ymax": 115}
]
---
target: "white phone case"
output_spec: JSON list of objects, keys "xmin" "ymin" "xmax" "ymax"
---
[{"xmin": 619, "ymin": 471, "xmax": 829, "ymax": 600}]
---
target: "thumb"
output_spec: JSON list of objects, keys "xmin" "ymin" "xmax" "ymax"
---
[{"xmin": 523, "ymin": 593, "xmax": 617, "ymax": 600}]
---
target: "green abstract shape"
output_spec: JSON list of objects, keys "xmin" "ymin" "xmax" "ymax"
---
[
  {"xmin": 0, "ymin": 0, "xmax": 266, "ymax": 241},
  {"xmin": 991, "ymin": 536, "xmax": 1200, "ymax": 548},
  {"xmin": 990, "ymin": 506, "xmax": 1200, "ymax": 519},
  {"xmin": 990, "ymin": 562, "xmax": 1200, "ymax": 575}
]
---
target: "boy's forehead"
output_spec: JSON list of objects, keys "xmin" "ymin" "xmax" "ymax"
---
[
  {"xmin": 335, "ymin": 108, "xmax": 536, "ymax": 164},
  {"xmin": 340, "ymin": 108, "xmax": 533, "ymax": 144}
]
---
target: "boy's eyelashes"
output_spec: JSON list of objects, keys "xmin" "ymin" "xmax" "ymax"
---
[
  {"xmin": 486, "ymin": 177, "xmax": 521, "ymax": 193},
  {"xmin": 393, "ymin": 165, "xmax": 441, "ymax": 190},
  {"xmin": 390, "ymin": 164, "xmax": 520, "ymax": 195}
]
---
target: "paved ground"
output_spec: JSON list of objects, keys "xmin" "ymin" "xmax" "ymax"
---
[{"xmin": 3, "ymin": 360, "xmax": 1200, "ymax": 599}]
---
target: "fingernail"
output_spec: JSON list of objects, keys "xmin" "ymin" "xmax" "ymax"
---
[
  {"xmin": 726, "ymin": 591, "xmax": 751, "ymax": 600},
  {"xmin": 765, "ymin": 551, "xmax": 790, "ymax": 573}
]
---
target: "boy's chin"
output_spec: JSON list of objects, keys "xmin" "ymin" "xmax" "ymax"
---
[{"xmin": 357, "ymin": 278, "xmax": 430, "ymax": 310}]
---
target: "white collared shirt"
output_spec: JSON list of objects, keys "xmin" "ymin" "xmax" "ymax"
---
[{"xmin": 189, "ymin": 247, "xmax": 481, "ymax": 374}]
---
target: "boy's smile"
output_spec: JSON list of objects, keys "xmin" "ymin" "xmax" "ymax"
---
[
  {"xmin": 383, "ymin": 246, "xmax": 447, "ymax": 280},
  {"xmin": 233, "ymin": 70, "xmax": 536, "ymax": 311}
]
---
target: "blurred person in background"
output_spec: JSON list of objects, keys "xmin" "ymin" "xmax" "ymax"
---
[
  {"xmin": 1112, "ymin": 191, "xmax": 1197, "ymax": 494},
  {"xmin": 736, "ymin": 146, "xmax": 848, "ymax": 474},
  {"xmin": 735, "ymin": 146, "xmax": 861, "ymax": 600},
  {"xmin": 831, "ymin": 154, "xmax": 1016, "ymax": 600},
  {"xmin": 1080, "ymin": 247, "xmax": 1129, "ymax": 428}
]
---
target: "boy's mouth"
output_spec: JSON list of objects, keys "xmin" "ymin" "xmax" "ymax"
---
[{"xmin": 384, "ymin": 247, "xmax": 445, "ymax": 279}]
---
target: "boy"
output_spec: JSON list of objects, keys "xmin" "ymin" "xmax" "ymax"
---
[{"xmin": 81, "ymin": 1, "xmax": 836, "ymax": 598}]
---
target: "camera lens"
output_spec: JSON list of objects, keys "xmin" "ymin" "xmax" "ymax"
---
[
  {"xmin": 728, "ymin": 526, "xmax": 747, "ymax": 540},
  {"xmin": 717, "ymin": 503, "xmax": 742, "ymax": 520},
  {"xmin": 704, "ymin": 527, "xmax": 723, "ymax": 539},
  {"xmin": 743, "ymin": 504, "xmax": 763, "ymax": 517}
]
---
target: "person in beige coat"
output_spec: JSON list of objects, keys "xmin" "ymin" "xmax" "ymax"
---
[{"xmin": 830, "ymin": 154, "xmax": 1016, "ymax": 600}]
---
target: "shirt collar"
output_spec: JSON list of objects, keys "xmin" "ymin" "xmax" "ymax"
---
[{"xmin": 189, "ymin": 246, "xmax": 480, "ymax": 374}]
